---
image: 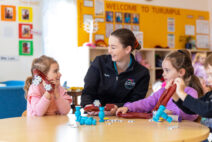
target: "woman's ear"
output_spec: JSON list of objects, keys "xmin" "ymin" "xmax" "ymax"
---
[
  {"xmin": 178, "ymin": 68, "xmax": 186, "ymax": 77},
  {"xmin": 125, "ymin": 45, "xmax": 132, "ymax": 54}
]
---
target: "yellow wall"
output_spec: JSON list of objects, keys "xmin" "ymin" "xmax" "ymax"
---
[{"xmin": 78, "ymin": 0, "xmax": 209, "ymax": 49}]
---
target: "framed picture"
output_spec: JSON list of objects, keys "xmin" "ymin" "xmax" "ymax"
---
[
  {"xmin": 124, "ymin": 13, "xmax": 131, "ymax": 23},
  {"xmin": 19, "ymin": 40, "xmax": 33, "ymax": 56},
  {"xmin": 115, "ymin": 12, "xmax": 122, "ymax": 23},
  {"xmin": 132, "ymin": 14, "xmax": 139, "ymax": 24},
  {"xmin": 1, "ymin": 5, "xmax": 16, "ymax": 21},
  {"xmin": 18, "ymin": 7, "xmax": 33, "ymax": 22},
  {"xmin": 106, "ymin": 11, "xmax": 113, "ymax": 22},
  {"xmin": 19, "ymin": 24, "xmax": 33, "ymax": 39}
]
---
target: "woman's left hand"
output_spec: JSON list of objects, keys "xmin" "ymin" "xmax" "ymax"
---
[{"xmin": 104, "ymin": 105, "xmax": 118, "ymax": 116}]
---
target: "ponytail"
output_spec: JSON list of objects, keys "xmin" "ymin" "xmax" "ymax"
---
[
  {"xmin": 188, "ymin": 75, "xmax": 204, "ymax": 98},
  {"xmin": 24, "ymin": 76, "xmax": 33, "ymax": 98}
]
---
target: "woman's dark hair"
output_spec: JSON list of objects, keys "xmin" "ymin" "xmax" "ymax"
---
[
  {"xmin": 111, "ymin": 28, "xmax": 141, "ymax": 52},
  {"xmin": 165, "ymin": 50, "xmax": 204, "ymax": 97}
]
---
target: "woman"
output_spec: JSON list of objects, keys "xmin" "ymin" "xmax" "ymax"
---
[{"xmin": 81, "ymin": 28, "xmax": 150, "ymax": 115}]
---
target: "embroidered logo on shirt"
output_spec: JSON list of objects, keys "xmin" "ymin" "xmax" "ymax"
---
[
  {"xmin": 125, "ymin": 79, "xmax": 136, "ymax": 90},
  {"xmin": 104, "ymin": 73, "xmax": 110, "ymax": 78}
]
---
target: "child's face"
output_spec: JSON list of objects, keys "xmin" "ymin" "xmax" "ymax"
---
[
  {"xmin": 199, "ymin": 56, "xmax": 206, "ymax": 65},
  {"xmin": 162, "ymin": 59, "xmax": 181, "ymax": 83},
  {"xmin": 108, "ymin": 35, "xmax": 130, "ymax": 62},
  {"xmin": 47, "ymin": 63, "xmax": 61, "ymax": 83},
  {"xmin": 205, "ymin": 65, "xmax": 212, "ymax": 87}
]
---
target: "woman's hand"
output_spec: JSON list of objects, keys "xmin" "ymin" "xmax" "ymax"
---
[
  {"xmin": 116, "ymin": 107, "xmax": 128, "ymax": 116},
  {"xmin": 174, "ymin": 78, "xmax": 187, "ymax": 101},
  {"xmin": 104, "ymin": 105, "xmax": 118, "ymax": 116}
]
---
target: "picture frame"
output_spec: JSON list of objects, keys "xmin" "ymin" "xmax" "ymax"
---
[
  {"xmin": 19, "ymin": 40, "xmax": 33, "ymax": 56},
  {"xmin": 132, "ymin": 14, "xmax": 139, "ymax": 24},
  {"xmin": 115, "ymin": 12, "xmax": 122, "ymax": 23},
  {"xmin": 106, "ymin": 11, "xmax": 113, "ymax": 22},
  {"xmin": 19, "ymin": 24, "xmax": 33, "ymax": 39},
  {"xmin": 124, "ymin": 13, "xmax": 131, "ymax": 23},
  {"xmin": 18, "ymin": 7, "xmax": 33, "ymax": 22},
  {"xmin": 1, "ymin": 5, "xmax": 16, "ymax": 21}
]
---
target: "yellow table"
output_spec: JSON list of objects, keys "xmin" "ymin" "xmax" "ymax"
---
[{"xmin": 0, "ymin": 115, "xmax": 209, "ymax": 142}]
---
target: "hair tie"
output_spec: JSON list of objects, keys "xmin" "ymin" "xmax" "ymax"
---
[
  {"xmin": 134, "ymin": 40, "xmax": 139, "ymax": 49},
  {"xmin": 177, "ymin": 50, "xmax": 185, "ymax": 55}
]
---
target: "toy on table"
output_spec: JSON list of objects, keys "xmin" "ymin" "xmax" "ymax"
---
[
  {"xmin": 152, "ymin": 105, "xmax": 172, "ymax": 123},
  {"xmin": 84, "ymin": 104, "xmax": 115, "ymax": 112},
  {"xmin": 99, "ymin": 107, "xmax": 105, "ymax": 122},
  {"xmin": 75, "ymin": 106, "xmax": 81, "ymax": 122},
  {"xmin": 79, "ymin": 116, "xmax": 97, "ymax": 125}
]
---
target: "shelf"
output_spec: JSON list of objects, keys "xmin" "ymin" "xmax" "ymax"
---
[{"xmin": 155, "ymin": 67, "xmax": 162, "ymax": 70}]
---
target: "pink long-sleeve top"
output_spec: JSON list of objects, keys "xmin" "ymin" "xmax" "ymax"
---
[{"xmin": 27, "ymin": 84, "xmax": 72, "ymax": 116}]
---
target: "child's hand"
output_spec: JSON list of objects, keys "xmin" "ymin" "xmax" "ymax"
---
[
  {"xmin": 174, "ymin": 78, "xmax": 187, "ymax": 101},
  {"xmin": 164, "ymin": 109, "xmax": 173, "ymax": 114},
  {"xmin": 116, "ymin": 107, "xmax": 128, "ymax": 116}
]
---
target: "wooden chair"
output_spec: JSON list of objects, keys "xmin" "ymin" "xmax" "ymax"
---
[{"xmin": 22, "ymin": 110, "xmax": 27, "ymax": 117}]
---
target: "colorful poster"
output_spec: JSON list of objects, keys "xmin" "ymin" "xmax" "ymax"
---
[
  {"xmin": 19, "ymin": 24, "xmax": 33, "ymax": 39},
  {"xmin": 196, "ymin": 35, "xmax": 209, "ymax": 49},
  {"xmin": 132, "ymin": 14, "xmax": 139, "ymax": 24},
  {"xmin": 124, "ymin": 13, "xmax": 131, "ymax": 23},
  {"xmin": 185, "ymin": 25, "xmax": 195, "ymax": 36},
  {"xmin": 115, "ymin": 24, "xmax": 122, "ymax": 30},
  {"xmin": 167, "ymin": 34, "xmax": 175, "ymax": 48},
  {"xmin": 84, "ymin": 0, "xmax": 93, "ymax": 7},
  {"xmin": 106, "ymin": 11, "xmax": 113, "ymax": 22},
  {"xmin": 95, "ymin": 0, "xmax": 104, "ymax": 17},
  {"xmin": 167, "ymin": 18, "xmax": 175, "ymax": 32},
  {"xmin": 1, "ymin": 5, "xmax": 16, "ymax": 21},
  {"xmin": 196, "ymin": 20, "xmax": 209, "ymax": 34},
  {"xmin": 18, "ymin": 7, "xmax": 33, "ymax": 22},
  {"xmin": 124, "ymin": 25, "xmax": 131, "ymax": 30},
  {"xmin": 106, "ymin": 23, "xmax": 113, "ymax": 37},
  {"xmin": 132, "ymin": 25, "xmax": 140, "ymax": 31},
  {"xmin": 115, "ymin": 12, "xmax": 122, "ymax": 23},
  {"xmin": 19, "ymin": 40, "xmax": 33, "ymax": 56}
]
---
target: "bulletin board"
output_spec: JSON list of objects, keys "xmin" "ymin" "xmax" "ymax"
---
[{"xmin": 77, "ymin": 0, "xmax": 210, "ymax": 49}]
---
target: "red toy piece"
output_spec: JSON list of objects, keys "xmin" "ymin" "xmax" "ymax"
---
[
  {"xmin": 84, "ymin": 104, "xmax": 99, "ymax": 112},
  {"xmin": 33, "ymin": 69, "xmax": 55, "ymax": 93},
  {"xmin": 117, "ymin": 112, "xmax": 153, "ymax": 119},
  {"xmin": 153, "ymin": 84, "xmax": 176, "ymax": 111},
  {"xmin": 84, "ymin": 104, "xmax": 116, "ymax": 112}
]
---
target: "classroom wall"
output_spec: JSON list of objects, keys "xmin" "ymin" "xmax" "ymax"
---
[
  {"xmin": 0, "ymin": 0, "xmax": 211, "ymax": 82},
  {"xmin": 0, "ymin": 0, "xmax": 42, "ymax": 82},
  {"xmin": 112, "ymin": 0, "xmax": 211, "ymax": 49}
]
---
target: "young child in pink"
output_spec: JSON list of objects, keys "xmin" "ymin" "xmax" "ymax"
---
[{"xmin": 24, "ymin": 55, "xmax": 72, "ymax": 116}]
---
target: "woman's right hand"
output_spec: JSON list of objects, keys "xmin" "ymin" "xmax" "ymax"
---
[
  {"xmin": 116, "ymin": 107, "xmax": 128, "ymax": 116},
  {"xmin": 84, "ymin": 104, "xmax": 99, "ymax": 116}
]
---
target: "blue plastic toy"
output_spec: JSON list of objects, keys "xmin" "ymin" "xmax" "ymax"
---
[
  {"xmin": 75, "ymin": 106, "xmax": 81, "ymax": 122},
  {"xmin": 99, "ymin": 107, "xmax": 105, "ymax": 122},
  {"xmin": 153, "ymin": 105, "xmax": 172, "ymax": 123}
]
